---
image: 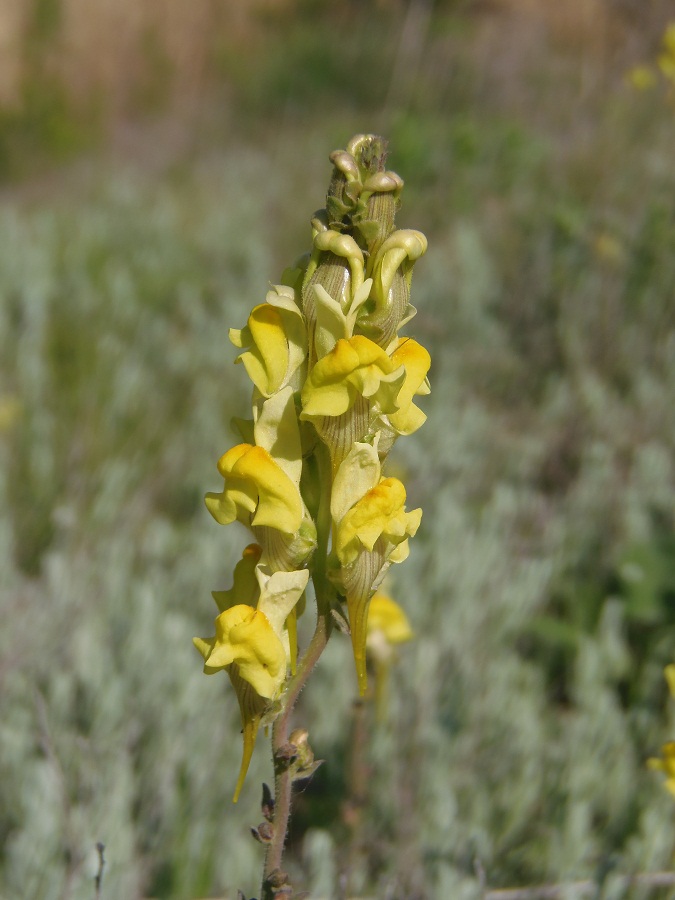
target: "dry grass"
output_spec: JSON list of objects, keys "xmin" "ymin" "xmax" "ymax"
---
[{"xmin": 0, "ymin": 0, "xmax": 670, "ymax": 118}]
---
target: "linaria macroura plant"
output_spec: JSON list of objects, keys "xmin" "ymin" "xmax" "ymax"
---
[{"xmin": 194, "ymin": 135, "xmax": 430, "ymax": 899}]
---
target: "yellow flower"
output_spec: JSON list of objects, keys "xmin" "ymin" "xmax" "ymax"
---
[
  {"xmin": 230, "ymin": 285, "xmax": 307, "ymax": 397},
  {"xmin": 648, "ymin": 742, "xmax": 675, "ymax": 798},
  {"xmin": 658, "ymin": 51, "xmax": 675, "ymax": 84},
  {"xmin": 301, "ymin": 227, "xmax": 366, "ymax": 364},
  {"xmin": 349, "ymin": 229, "xmax": 426, "ymax": 348},
  {"xmin": 647, "ymin": 664, "xmax": 675, "ymax": 799},
  {"xmin": 660, "ymin": 22, "xmax": 675, "ymax": 83},
  {"xmin": 367, "ymin": 591, "xmax": 414, "ymax": 647},
  {"xmin": 330, "ymin": 438, "xmax": 421, "ymax": 694},
  {"xmin": 196, "ymin": 555, "xmax": 309, "ymax": 799},
  {"xmin": 626, "ymin": 65, "xmax": 657, "ymax": 91},
  {"xmin": 212, "ymin": 543, "xmax": 262, "ymax": 612},
  {"xmin": 205, "ymin": 443, "xmax": 303, "ymax": 534},
  {"xmin": 300, "ymin": 335, "xmax": 405, "ymax": 420},
  {"xmin": 204, "ymin": 389, "xmax": 316, "ymax": 570},
  {"xmin": 366, "ymin": 591, "xmax": 414, "ymax": 716},
  {"xmin": 311, "ymin": 277, "xmax": 372, "ymax": 359},
  {"xmin": 0, "ymin": 394, "xmax": 21, "ymax": 432},
  {"xmin": 194, "ymin": 604, "xmax": 287, "ymax": 695},
  {"xmin": 665, "ymin": 663, "xmax": 675, "ymax": 698},
  {"xmin": 384, "ymin": 338, "xmax": 431, "ymax": 437},
  {"xmin": 335, "ymin": 478, "xmax": 416, "ymax": 565}
]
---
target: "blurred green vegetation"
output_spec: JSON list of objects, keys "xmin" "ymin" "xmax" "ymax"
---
[{"xmin": 1, "ymin": 2, "xmax": 675, "ymax": 898}]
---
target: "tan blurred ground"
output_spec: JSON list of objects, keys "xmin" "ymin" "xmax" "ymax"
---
[{"xmin": 0, "ymin": 0, "xmax": 669, "ymax": 116}]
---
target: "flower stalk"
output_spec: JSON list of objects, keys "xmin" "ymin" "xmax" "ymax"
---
[{"xmin": 194, "ymin": 134, "xmax": 430, "ymax": 898}]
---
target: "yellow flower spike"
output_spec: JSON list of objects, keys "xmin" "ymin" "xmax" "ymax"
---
[
  {"xmin": 212, "ymin": 543, "xmax": 262, "ymax": 613},
  {"xmin": 229, "ymin": 286, "xmax": 307, "ymax": 397},
  {"xmin": 300, "ymin": 335, "xmax": 405, "ymax": 420},
  {"xmin": 384, "ymin": 338, "xmax": 431, "ymax": 437},
  {"xmin": 204, "ymin": 443, "xmax": 303, "ymax": 534}
]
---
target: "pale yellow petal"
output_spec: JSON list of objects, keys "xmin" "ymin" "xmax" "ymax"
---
[
  {"xmin": 301, "ymin": 335, "xmax": 404, "ymax": 419},
  {"xmin": 386, "ymin": 338, "xmax": 431, "ymax": 436},
  {"xmin": 212, "ymin": 544, "xmax": 262, "ymax": 613},
  {"xmin": 212, "ymin": 443, "xmax": 303, "ymax": 534},
  {"xmin": 205, "ymin": 605, "xmax": 287, "ymax": 698},
  {"xmin": 253, "ymin": 387, "xmax": 303, "ymax": 488},
  {"xmin": 665, "ymin": 664, "xmax": 675, "ymax": 698},
  {"xmin": 330, "ymin": 439, "xmax": 381, "ymax": 525},
  {"xmin": 367, "ymin": 592, "xmax": 414, "ymax": 644}
]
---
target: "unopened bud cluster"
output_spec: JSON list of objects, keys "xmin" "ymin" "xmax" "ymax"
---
[{"xmin": 194, "ymin": 135, "xmax": 430, "ymax": 800}]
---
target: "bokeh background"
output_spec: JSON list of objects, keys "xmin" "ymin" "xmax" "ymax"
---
[{"xmin": 2, "ymin": 1, "xmax": 675, "ymax": 898}]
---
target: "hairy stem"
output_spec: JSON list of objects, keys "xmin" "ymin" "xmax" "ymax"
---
[{"xmin": 261, "ymin": 443, "xmax": 334, "ymax": 897}]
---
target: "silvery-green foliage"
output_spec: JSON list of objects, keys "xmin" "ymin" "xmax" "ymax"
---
[{"xmin": 1, "ymin": 126, "xmax": 675, "ymax": 900}]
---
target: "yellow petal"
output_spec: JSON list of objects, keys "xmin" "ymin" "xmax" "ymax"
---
[
  {"xmin": 230, "ymin": 295, "xmax": 306, "ymax": 397},
  {"xmin": 336, "ymin": 477, "xmax": 408, "ymax": 565},
  {"xmin": 253, "ymin": 387, "xmax": 303, "ymax": 488},
  {"xmin": 386, "ymin": 338, "xmax": 431, "ymax": 436},
  {"xmin": 367, "ymin": 592, "xmax": 414, "ymax": 645},
  {"xmin": 203, "ymin": 604, "xmax": 287, "ymax": 699},
  {"xmin": 206, "ymin": 444, "xmax": 303, "ymax": 534},
  {"xmin": 371, "ymin": 230, "xmax": 427, "ymax": 300},
  {"xmin": 665, "ymin": 664, "xmax": 675, "ymax": 699},
  {"xmin": 664, "ymin": 22, "xmax": 675, "ymax": 55},
  {"xmin": 662, "ymin": 742, "xmax": 675, "ymax": 777},
  {"xmin": 193, "ymin": 635, "xmax": 216, "ymax": 665},
  {"xmin": 211, "ymin": 543, "xmax": 262, "ymax": 613},
  {"xmin": 232, "ymin": 305, "xmax": 288, "ymax": 396},
  {"xmin": 330, "ymin": 439, "xmax": 381, "ymax": 525},
  {"xmin": 301, "ymin": 336, "xmax": 404, "ymax": 419},
  {"xmin": 255, "ymin": 567, "xmax": 310, "ymax": 638},
  {"xmin": 626, "ymin": 65, "xmax": 657, "ymax": 91}
]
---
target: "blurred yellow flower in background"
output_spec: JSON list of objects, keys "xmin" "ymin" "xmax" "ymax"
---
[
  {"xmin": 0, "ymin": 395, "xmax": 21, "ymax": 432},
  {"xmin": 648, "ymin": 664, "xmax": 675, "ymax": 798},
  {"xmin": 626, "ymin": 65, "xmax": 658, "ymax": 91},
  {"xmin": 366, "ymin": 591, "xmax": 414, "ymax": 717}
]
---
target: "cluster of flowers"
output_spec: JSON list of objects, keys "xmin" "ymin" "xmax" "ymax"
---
[{"xmin": 194, "ymin": 135, "xmax": 430, "ymax": 800}]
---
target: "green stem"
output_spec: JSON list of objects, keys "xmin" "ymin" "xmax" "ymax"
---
[{"xmin": 261, "ymin": 443, "xmax": 334, "ymax": 897}]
